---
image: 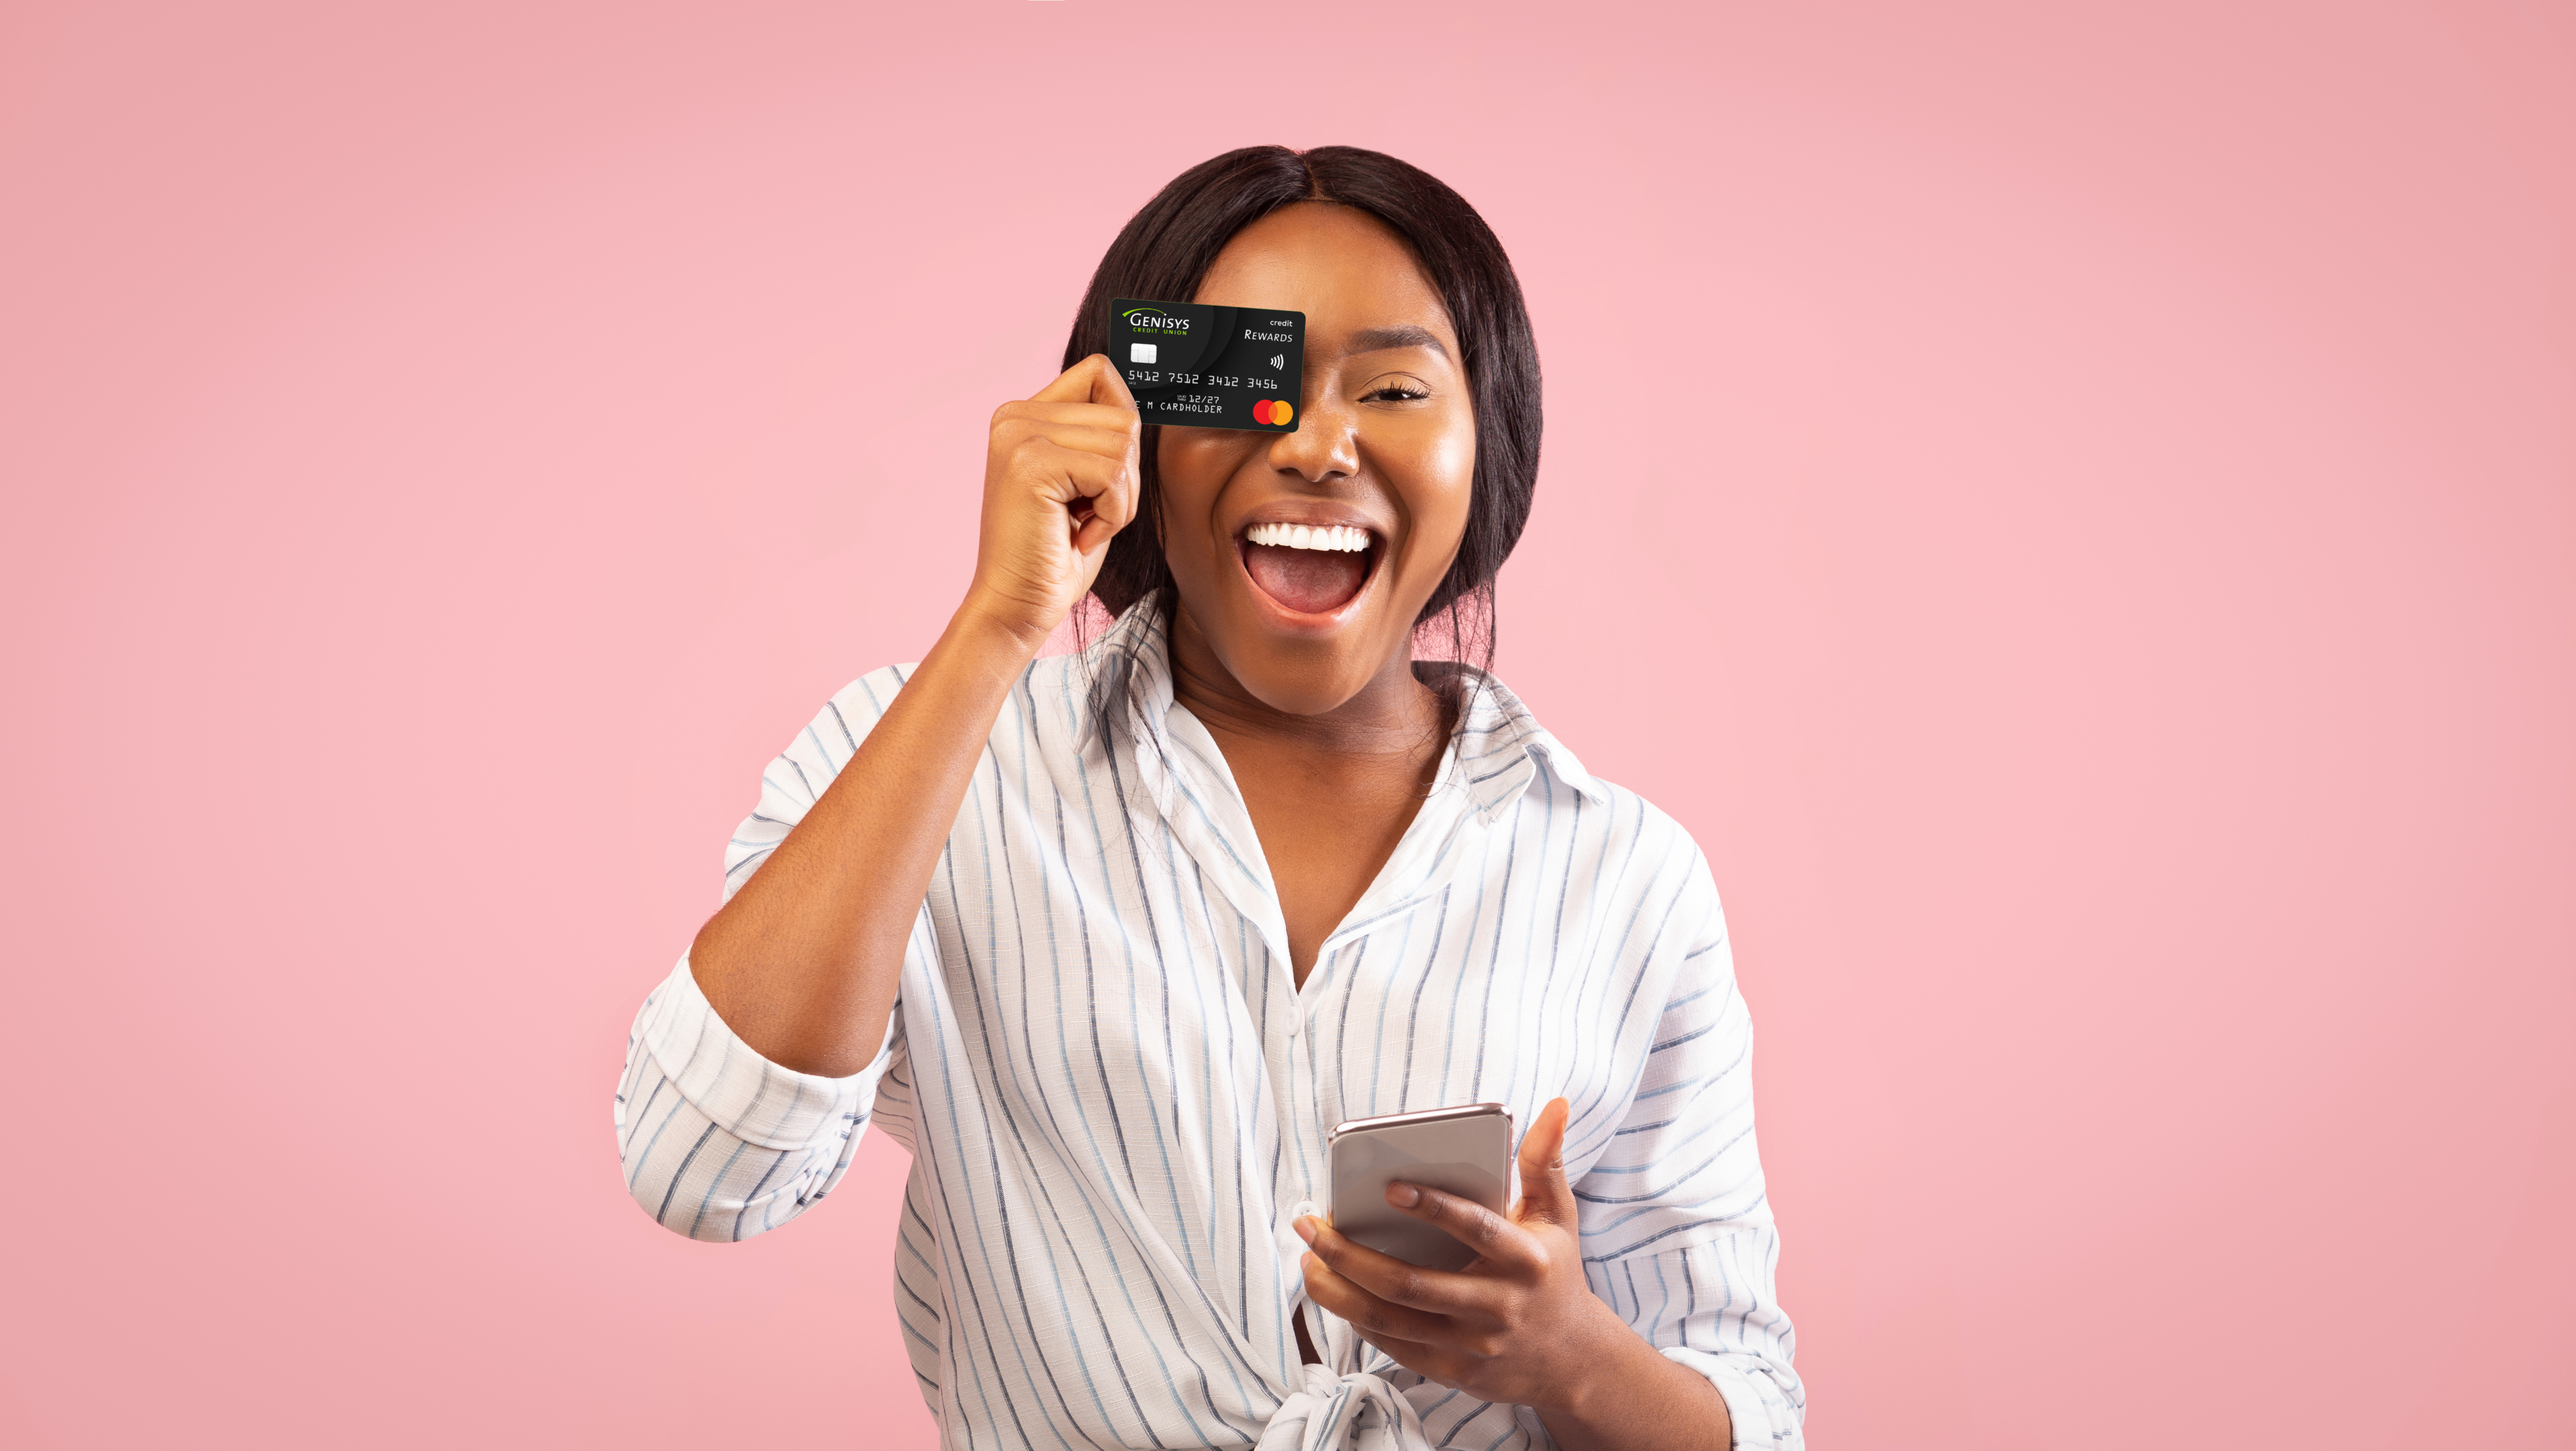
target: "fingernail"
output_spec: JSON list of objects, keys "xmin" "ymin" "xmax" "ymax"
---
[
  {"xmin": 1293, "ymin": 1216, "xmax": 1317, "ymax": 1244},
  {"xmin": 1387, "ymin": 1182, "xmax": 1420, "ymax": 1208}
]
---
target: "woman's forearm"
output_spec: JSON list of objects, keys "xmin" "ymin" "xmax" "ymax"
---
[
  {"xmin": 687, "ymin": 597, "xmax": 1044, "ymax": 1076},
  {"xmin": 688, "ymin": 354, "xmax": 1138, "ymax": 1077}
]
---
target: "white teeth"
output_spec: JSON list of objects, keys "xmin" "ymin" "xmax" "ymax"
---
[{"xmin": 1246, "ymin": 522, "xmax": 1369, "ymax": 552}]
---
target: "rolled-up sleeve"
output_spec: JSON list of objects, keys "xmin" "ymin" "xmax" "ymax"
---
[
  {"xmin": 615, "ymin": 957, "xmax": 901, "ymax": 1241},
  {"xmin": 613, "ymin": 663, "xmax": 918, "ymax": 1243},
  {"xmin": 1579, "ymin": 859, "xmax": 1805, "ymax": 1447}
]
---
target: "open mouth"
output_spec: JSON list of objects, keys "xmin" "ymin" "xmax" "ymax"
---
[{"xmin": 1238, "ymin": 522, "xmax": 1380, "ymax": 617}]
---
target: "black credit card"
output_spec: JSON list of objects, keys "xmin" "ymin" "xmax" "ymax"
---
[{"xmin": 1109, "ymin": 298, "xmax": 1303, "ymax": 432}]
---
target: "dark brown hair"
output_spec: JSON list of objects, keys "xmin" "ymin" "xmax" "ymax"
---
[{"xmin": 1062, "ymin": 145, "xmax": 1543, "ymax": 668}]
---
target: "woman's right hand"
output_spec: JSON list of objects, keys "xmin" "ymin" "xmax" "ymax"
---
[{"xmin": 967, "ymin": 353, "xmax": 1143, "ymax": 645}]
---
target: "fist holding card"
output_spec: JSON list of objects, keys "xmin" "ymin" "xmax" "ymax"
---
[
  {"xmin": 970, "ymin": 354, "xmax": 1143, "ymax": 643},
  {"xmin": 967, "ymin": 298, "xmax": 1305, "ymax": 645}
]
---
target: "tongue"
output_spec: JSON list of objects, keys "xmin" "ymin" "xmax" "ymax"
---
[{"xmin": 1246, "ymin": 543, "xmax": 1367, "ymax": 614}]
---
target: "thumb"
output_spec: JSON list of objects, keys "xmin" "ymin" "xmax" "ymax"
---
[
  {"xmin": 1086, "ymin": 352, "xmax": 1139, "ymax": 410},
  {"xmin": 1514, "ymin": 1098, "xmax": 1579, "ymax": 1228},
  {"xmin": 1030, "ymin": 353, "xmax": 1139, "ymax": 412}
]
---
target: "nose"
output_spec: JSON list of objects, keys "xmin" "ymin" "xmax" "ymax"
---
[{"xmin": 1260, "ymin": 384, "xmax": 1360, "ymax": 487}]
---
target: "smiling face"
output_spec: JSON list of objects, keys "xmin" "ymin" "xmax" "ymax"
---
[{"xmin": 1156, "ymin": 203, "xmax": 1478, "ymax": 720}]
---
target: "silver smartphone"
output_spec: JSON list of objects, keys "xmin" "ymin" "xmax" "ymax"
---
[{"xmin": 1325, "ymin": 1103, "xmax": 1513, "ymax": 1272}]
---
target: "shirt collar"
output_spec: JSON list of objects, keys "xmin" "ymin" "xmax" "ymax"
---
[{"xmin": 1076, "ymin": 594, "xmax": 1609, "ymax": 962}]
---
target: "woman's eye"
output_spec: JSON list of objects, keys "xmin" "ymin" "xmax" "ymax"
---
[{"xmin": 1361, "ymin": 378, "xmax": 1433, "ymax": 403}]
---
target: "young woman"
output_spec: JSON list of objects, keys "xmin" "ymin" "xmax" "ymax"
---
[{"xmin": 616, "ymin": 146, "xmax": 1803, "ymax": 1451}]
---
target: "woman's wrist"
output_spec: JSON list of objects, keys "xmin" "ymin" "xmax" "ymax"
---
[
  {"xmin": 1529, "ymin": 1296, "xmax": 1643, "ymax": 1426},
  {"xmin": 945, "ymin": 589, "xmax": 1060, "ymax": 670},
  {"xmin": 1532, "ymin": 1304, "xmax": 1731, "ymax": 1451}
]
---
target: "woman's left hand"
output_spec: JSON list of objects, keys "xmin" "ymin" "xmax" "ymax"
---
[{"xmin": 1295, "ymin": 1097, "xmax": 1623, "ymax": 1417}]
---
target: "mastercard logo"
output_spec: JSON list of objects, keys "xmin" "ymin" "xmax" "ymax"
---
[{"xmin": 1251, "ymin": 398, "xmax": 1294, "ymax": 427}]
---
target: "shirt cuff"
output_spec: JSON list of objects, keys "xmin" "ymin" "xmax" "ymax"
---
[
  {"xmin": 1665, "ymin": 1347, "xmax": 1805, "ymax": 1451},
  {"xmin": 637, "ymin": 955, "xmax": 892, "ymax": 1151}
]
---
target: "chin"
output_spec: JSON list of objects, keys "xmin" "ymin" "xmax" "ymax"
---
[
  {"xmin": 1225, "ymin": 643, "xmax": 1400, "ymax": 718},
  {"xmin": 1168, "ymin": 521, "xmax": 1431, "ymax": 718}
]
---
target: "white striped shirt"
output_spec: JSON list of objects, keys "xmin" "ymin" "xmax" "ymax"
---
[{"xmin": 616, "ymin": 601, "xmax": 1804, "ymax": 1450}]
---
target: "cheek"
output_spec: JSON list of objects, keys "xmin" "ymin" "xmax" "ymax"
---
[
  {"xmin": 1392, "ymin": 421, "xmax": 1479, "ymax": 573},
  {"xmin": 1155, "ymin": 439, "xmax": 1230, "ymax": 543}
]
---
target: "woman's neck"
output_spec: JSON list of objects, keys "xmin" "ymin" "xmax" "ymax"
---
[{"xmin": 1160, "ymin": 598, "xmax": 1461, "ymax": 986}]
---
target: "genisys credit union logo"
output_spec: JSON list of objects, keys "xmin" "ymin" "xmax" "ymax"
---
[{"xmin": 1120, "ymin": 305, "xmax": 1192, "ymax": 335}]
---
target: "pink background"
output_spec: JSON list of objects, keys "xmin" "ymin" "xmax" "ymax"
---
[{"xmin": 3, "ymin": 1, "xmax": 2570, "ymax": 1446}]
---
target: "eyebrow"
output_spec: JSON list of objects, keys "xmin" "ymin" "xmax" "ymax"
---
[{"xmin": 1340, "ymin": 324, "xmax": 1450, "ymax": 361}]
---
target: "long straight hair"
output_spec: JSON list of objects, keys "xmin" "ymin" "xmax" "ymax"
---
[{"xmin": 1062, "ymin": 146, "xmax": 1543, "ymax": 686}]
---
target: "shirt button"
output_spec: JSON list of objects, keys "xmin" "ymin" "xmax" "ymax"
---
[{"xmin": 1282, "ymin": 1200, "xmax": 1322, "ymax": 1267}]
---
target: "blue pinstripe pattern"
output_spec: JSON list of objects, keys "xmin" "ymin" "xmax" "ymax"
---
[{"xmin": 613, "ymin": 601, "xmax": 1803, "ymax": 1449}]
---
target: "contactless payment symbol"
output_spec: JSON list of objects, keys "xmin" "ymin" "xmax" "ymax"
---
[{"xmin": 1109, "ymin": 298, "xmax": 1304, "ymax": 432}]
